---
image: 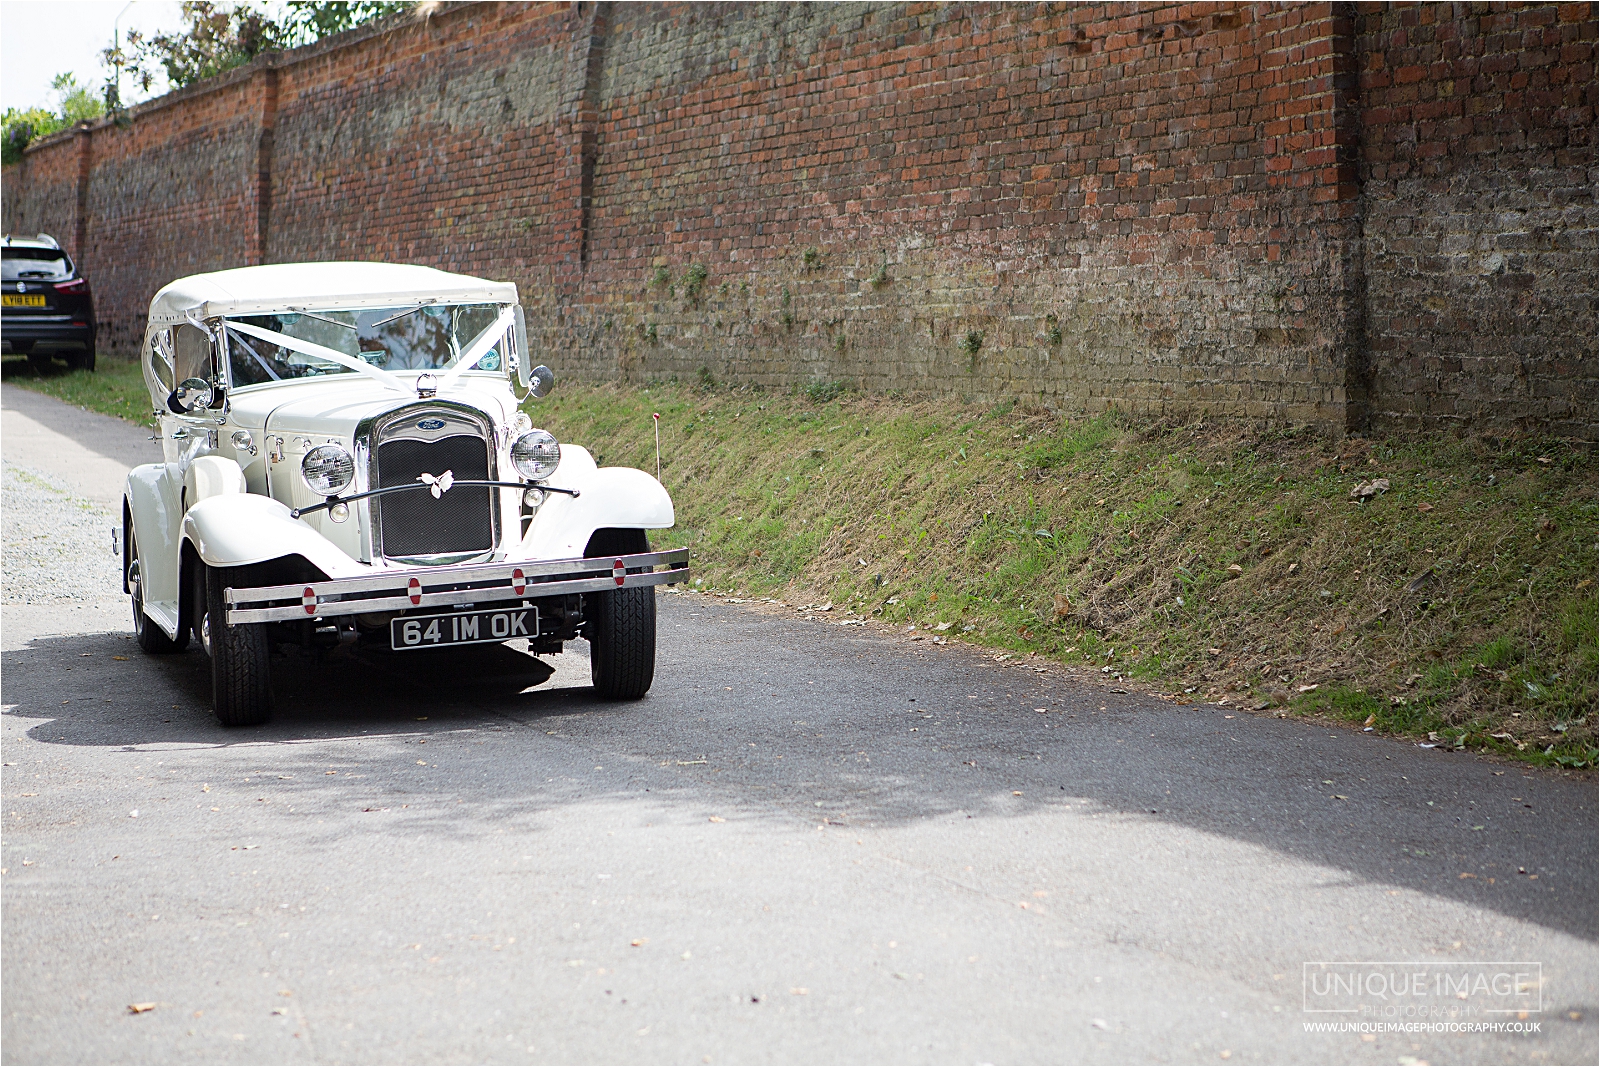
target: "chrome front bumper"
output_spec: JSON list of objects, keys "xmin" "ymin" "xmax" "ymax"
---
[{"xmin": 224, "ymin": 548, "xmax": 689, "ymax": 625}]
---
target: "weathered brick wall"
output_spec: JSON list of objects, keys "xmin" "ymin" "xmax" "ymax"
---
[
  {"xmin": 266, "ymin": 4, "xmax": 578, "ymax": 277},
  {"xmin": 2, "ymin": 1, "xmax": 1593, "ymax": 437},
  {"xmin": 1358, "ymin": 2, "xmax": 1598, "ymax": 439},
  {"xmin": 577, "ymin": 2, "xmax": 1360, "ymax": 428},
  {"xmin": 4, "ymin": 130, "xmax": 84, "ymax": 269},
  {"xmin": 85, "ymin": 71, "xmax": 266, "ymax": 354}
]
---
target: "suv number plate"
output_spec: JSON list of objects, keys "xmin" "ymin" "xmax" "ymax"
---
[{"xmin": 390, "ymin": 607, "xmax": 536, "ymax": 651}]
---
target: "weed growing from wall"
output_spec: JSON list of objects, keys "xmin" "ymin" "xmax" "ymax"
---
[{"xmin": 682, "ymin": 263, "xmax": 709, "ymax": 305}]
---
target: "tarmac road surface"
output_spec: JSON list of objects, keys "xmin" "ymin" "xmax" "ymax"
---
[{"xmin": 2, "ymin": 382, "xmax": 1596, "ymax": 1065}]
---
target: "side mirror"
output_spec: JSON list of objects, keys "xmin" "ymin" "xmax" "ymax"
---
[
  {"xmin": 169, "ymin": 377, "xmax": 214, "ymax": 415},
  {"xmin": 529, "ymin": 365, "xmax": 555, "ymax": 399},
  {"xmin": 513, "ymin": 305, "xmax": 530, "ymax": 391}
]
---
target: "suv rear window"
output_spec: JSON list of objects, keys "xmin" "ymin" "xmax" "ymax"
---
[{"xmin": 2, "ymin": 248, "xmax": 74, "ymax": 282}]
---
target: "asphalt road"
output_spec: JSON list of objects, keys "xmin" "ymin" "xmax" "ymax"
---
[{"xmin": 2, "ymin": 382, "xmax": 1596, "ymax": 1065}]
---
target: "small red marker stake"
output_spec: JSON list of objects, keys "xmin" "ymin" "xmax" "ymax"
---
[{"xmin": 653, "ymin": 412, "xmax": 661, "ymax": 480}]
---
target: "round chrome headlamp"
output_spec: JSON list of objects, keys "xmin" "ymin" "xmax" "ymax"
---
[
  {"xmin": 301, "ymin": 443, "xmax": 355, "ymax": 496},
  {"xmin": 511, "ymin": 429, "xmax": 561, "ymax": 480}
]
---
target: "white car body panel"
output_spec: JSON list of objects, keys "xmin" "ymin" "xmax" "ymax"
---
[
  {"xmin": 181, "ymin": 493, "xmax": 367, "ymax": 576},
  {"xmin": 521, "ymin": 466, "xmax": 675, "ymax": 559},
  {"xmin": 124, "ymin": 463, "xmax": 183, "ymax": 628},
  {"xmin": 184, "ymin": 455, "xmax": 246, "ymax": 505}
]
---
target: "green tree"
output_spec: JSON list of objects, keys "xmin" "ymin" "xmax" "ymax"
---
[
  {"xmin": 106, "ymin": 1, "xmax": 414, "ymax": 96},
  {"xmin": 2, "ymin": 74, "xmax": 106, "ymax": 165},
  {"xmin": 279, "ymin": 1, "xmax": 414, "ymax": 45}
]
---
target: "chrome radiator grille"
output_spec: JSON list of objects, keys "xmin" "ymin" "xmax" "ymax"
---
[{"xmin": 369, "ymin": 407, "xmax": 496, "ymax": 563}]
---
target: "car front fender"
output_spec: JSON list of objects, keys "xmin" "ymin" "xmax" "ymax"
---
[
  {"xmin": 520, "ymin": 466, "xmax": 675, "ymax": 560},
  {"xmin": 181, "ymin": 493, "xmax": 364, "ymax": 576}
]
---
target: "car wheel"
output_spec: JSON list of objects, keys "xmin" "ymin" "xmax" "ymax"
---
[
  {"xmin": 67, "ymin": 347, "xmax": 95, "ymax": 372},
  {"xmin": 588, "ymin": 585, "xmax": 657, "ymax": 699},
  {"xmin": 204, "ymin": 563, "xmax": 273, "ymax": 727},
  {"xmin": 129, "ymin": 522, "xmax": 189, "ymax": 654}
]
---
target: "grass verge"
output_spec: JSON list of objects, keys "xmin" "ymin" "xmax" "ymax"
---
[
  {"xmin": 15, "ymin": 360, "xmax": 1593, "ymax": 768},
  {"xmin": 2, "ymin": 355, "xmax": 151, "ymax": 424},
  {"xmin": 543, "ymin": 382, "xmax": 1596, "ymax": 770}
]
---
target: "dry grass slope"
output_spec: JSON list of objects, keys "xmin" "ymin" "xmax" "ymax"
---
[{"xmin": 544, "ymin": 381, "xmax": 1597, "ymax": 770}]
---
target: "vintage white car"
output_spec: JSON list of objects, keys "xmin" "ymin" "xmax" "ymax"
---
[{"xmin": 118, "ymin": 262, "xmax": 686, "ymax": 726}]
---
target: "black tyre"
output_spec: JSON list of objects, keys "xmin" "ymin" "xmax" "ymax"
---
[
  {"xmin": 203, "ymin": 563, "xmax": 273, "ymax": 727},
  {"xmin": 129, "ymin": 522, "xmax": 189, "ymax": 654},
  {"xmin": 588, "ymin": 585, "xmax": 657, "ymax": 699}
]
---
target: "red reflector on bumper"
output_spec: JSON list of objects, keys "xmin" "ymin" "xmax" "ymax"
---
[
  {"xmin": 302, "ymin": 587, "xmax": 317, "ymax": 615},
  {"xmin": 613, "ymin": 558, "xmax": 626, "ymax": 586}
]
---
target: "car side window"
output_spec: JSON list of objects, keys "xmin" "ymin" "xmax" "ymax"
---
[
  {"xmin": 148, "ymin": 329, "xmax": 174, "ymax": 393},
  {"xmin": 174, "ymin": 323, "xmax": 215, "ymax": 385}
]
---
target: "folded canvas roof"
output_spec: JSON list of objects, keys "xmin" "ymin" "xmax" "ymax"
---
[{"xmin": 147, "ymin": 262, "xmax": 519, "ymax": 326}]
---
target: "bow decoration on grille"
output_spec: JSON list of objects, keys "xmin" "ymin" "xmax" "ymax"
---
[{"xmin": 417, "ymin": 470, "xmax": 455, "ymax": 499}]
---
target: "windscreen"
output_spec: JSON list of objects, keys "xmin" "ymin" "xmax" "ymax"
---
[
  {"xmin": 2, "ymin": 248, "xmax": 73, "ymax": 282},
  {"xmin": 224, "ymin": 303, "xmax": 505, "ymax": 387}
]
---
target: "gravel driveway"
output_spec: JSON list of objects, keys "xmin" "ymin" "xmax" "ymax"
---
[{"xmin": 3, "ymin": 462, "xmax": 119, "ymax": 605}]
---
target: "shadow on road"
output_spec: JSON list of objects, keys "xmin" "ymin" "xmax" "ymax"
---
[{"xmin": 3, "ymin": 604, "xmax": 1595, "ymax": 944}]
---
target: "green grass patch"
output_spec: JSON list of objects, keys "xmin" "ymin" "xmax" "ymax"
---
[
  {"xmin": 20, "ymin": 360, "xmax": 1595, "ymax": 768},
  {"xmin": 3, "ymin": 355, "xmax": 152, "ymax": 425}
]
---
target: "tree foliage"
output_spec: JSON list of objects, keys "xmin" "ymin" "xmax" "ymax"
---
[
  {"xmin": 4, "ymin": 3, "xmax": 413, "ymax": 165},
  {"xmin": 2, "ymin": 74, "xmax": 106, "ymax": 165},
  {"xmin": 106, "ymin": 1, "xmax": 413, "ymax": 96}
]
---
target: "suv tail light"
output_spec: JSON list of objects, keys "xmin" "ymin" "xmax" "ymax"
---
[{"xmin": 54, "ymin": 277, "xmax": 88, "ymax": 294}]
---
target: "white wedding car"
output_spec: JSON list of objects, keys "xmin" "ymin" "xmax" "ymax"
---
[{"xmin": 120, "ymin": 262, "xmax": 685, "ymax": 725}]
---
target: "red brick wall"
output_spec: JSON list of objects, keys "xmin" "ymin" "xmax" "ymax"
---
[
  {"xmin": 4, "ymin": 129, "xmax": 83, "ymax": 268},
  {"xmin": 87, "ymin": 70, "xmax": 266, "ymax": 354},
  {"xmin": 3, "ymin": 1, "xmax": 1593, "ymax": 437},
  {"xmin": 1358, "ymin": 2, "xmax": 1598, "ymax": 439},
  {"xmin": 577, "ymin": 2, "xmax": 1361, "ymax": 427},
  {"xmin": 266, "ymin": 4, "xmax": 581, "ymax": 277}
]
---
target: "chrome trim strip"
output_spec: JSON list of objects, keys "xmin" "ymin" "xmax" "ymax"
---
[
  {"xmin": 222, "ymin": 548, "xmax": 689, "ymax": 625},
  {"xmin": 225, "ymin": 566, "xmax": 685, "ymax": 624},
  {"xmin": 227, "ymin": 548, "xmax": 688, "ymax": 604}
]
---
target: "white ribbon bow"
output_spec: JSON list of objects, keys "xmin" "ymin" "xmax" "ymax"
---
[{"xmin": 418, "ymin": 470, "xmax": 455, "ymax": 498}]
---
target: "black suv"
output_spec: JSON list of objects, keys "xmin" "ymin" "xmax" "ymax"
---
[{"xmin": 2, "ymin": 233, "xmax": 96, "ymax": 371}]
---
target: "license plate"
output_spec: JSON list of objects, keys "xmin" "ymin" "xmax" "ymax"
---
[
  {"xmin": 2, "ymin": 295, "xmax": 46, "ymax": 308},
  {"xmin": 390, "ymin": 607, "xmax": 537, "ymax": 650}
]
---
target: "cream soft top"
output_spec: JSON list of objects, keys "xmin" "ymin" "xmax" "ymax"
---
[{"xmin": 147, "ymin": 262, "xmax": 519, "ymax": 326}]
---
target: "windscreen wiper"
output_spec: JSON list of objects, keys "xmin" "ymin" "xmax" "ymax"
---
[
  {"xmin": 284, "ymin": 308, "xmax": 357, "ymax": 331},
  {"xmin": 371, "ymin": 300, "xmax": 436, "ymax": 327}
]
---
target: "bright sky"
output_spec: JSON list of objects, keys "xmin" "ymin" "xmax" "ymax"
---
[{"xmin": 1, "ymin": 0, "xmax": 185, "ymax": 112}]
